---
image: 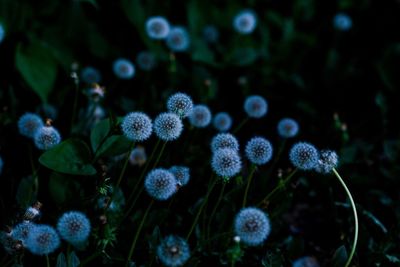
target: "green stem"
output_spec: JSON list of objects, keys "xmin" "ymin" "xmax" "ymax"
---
[
  {"xmin": 70, "ymin": 80, "xmax": 79, "ymax": 133},
  {"xmin": 46, "ymin": 255, "xmax": 50, "ymax": 267},
  {"xmin": 233, "ymin": 117, "xmax": 249, "ymax": 134},
  {"xmin": 257, "ymin": 169, "xmax": 298, "ymax": 207},
  {"xmin": 186, "ymin": 177, "xmax": 217, "ymax": 240},
  {"xmin": 125, "ymin": 200, "xmax": 154, "ymax": 267},
  {"xmin": 242, "ymin": 165, "xmax": 257, "ymax": 207},
  {"xmin": 126, "ymin": 139, "xmax": 161, "ymax": 205},
  {"xmin": 206, "ymin": 182, "xmax": 226, "ymax": 241},
  {"xmin": 332, "ymin": 168, "xmax": 358, "ymax": 267},
  {"xmin": 104, "ymin": 141, "xmax": 135, "ymax": 211}
]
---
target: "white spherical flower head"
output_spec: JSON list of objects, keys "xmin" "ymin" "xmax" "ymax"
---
[
  {"xmin": 213, "ymin": 112, "xmax": 233, "ymax": 132},
  {"xmin": 188, "ymin": 105, "xmax": 212, "ymax": 128},
  {"xmin": 333, "ymin": 13, "xmax": 352, "ymax": 31},
  {"xmin": 121, "ymin": 112, "xmax": 153, "ymax": 142},
  {"xmin": 154, "ymin": 112, "xmax": 183, "ymax": 141},
  {"xmin": 167, "ymin": 92, "xmax": 193, "ymax": 118},
  {"xmin": 113, "ymin": 58, "xmax": 135, "ymax": 79},
  {"xmin": 234, "ymin": 207, "xmax": 271, "ymax": 246},
  {"xmin": 136, "ymin": 51, "xmax": 157, "ymax": 71},
  {"xmin": 233, "ymin": 10, "xmax": 257, "ymax": 34},
  {"xmin": 146, "ymin": 16, "xmax": 170, "ymax": 39},
  {"xmin": 244, "ymin": 95, "xmax": 268, "ymax": 118},
  {"xmin": 166, "ymin": 26, "xmax": 190, "ymax": 52}
]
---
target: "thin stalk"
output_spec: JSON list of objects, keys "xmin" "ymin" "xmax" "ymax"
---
[
  {"xmin": 104, "ymin": 141, "xmax": 135, "ymax": 211},
  {"xmin": 125, "ymin": 200, "xmax": 154, "ymax": 267},
  {"xmin": 46, "ymin": 255, "xmax": 50, "ymax": 267},
  {"xmin": 257, "ymin": 169, "xmax": 298, "ymax": 207},
  {"xmin": 70, "ymin": 80, "xmax": 79, "ymax": 133},
  {"xmin": 233, "ymin": 117, "xmax": 249, "ymax": 134},
  {"xmin": 206, "ymin": 182, "xmax": 226, "ymax": 241},
  {"xmin": 242, "ymin": 164, "xmax": 257, "ymax": 207},
  {"xmin": 151, "ymin": 141, "xmax": 167, "ymax": 169},
  {"xmin": 332, "ymin": 168, "xmax": 358, "ymax": 267},
  {"xmin": 186, "ymin": 177, "xmax": 217, "ymax": 240}
]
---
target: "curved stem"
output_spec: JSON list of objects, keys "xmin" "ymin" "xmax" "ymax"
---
[
  {"xmin": 186, "ymin": 177, "xmax": 217, "ymax": 240},
  {"xmin": 233, "ymin": 117, "xmax": 249, "ymax": 134},
  {"xmin": 206, "ymin": 182, "xmax": 226, "ymax": 241},
  {"xmin": 242, "ymin": 165, "xmax": 257, "ymax": 207},
  {"xmin": 332, "ymin": 168, "xmax": 358, "ymax": 267},
  {"xmin": 125, "ymin": 200, "xmax": 154, "ymax": 267},
  {"xmin": 104, "ymin": 141, "xmax": 135, "ymax": 211},
  {"xmin": 257, "ymin": 169, "xmax": 298, "ymax": 207}
]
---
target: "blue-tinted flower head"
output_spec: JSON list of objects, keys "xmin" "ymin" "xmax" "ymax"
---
[
  {"xmin": 245, "ymin": 137, "xmax": 273, "ymax": 165},
  {"xmin": 11, "ymin": 222, "xmax": 36, "ymax": 245},
  {"xmin": 277, "ymin": 118, "xmax": 299, "ymax": 138},
  {"xmin": 211, "ymin": 148, "xmax": 242, "ymax": 179},
  {"xmin": 113, "ymin": 58, "xmax": 135, "ymax": 79},
  {"xmin": 213, "ymin": 112, "xmax": 233, "ymax": 132},
  {"xmin": 169, "ymin": 166, "xmax": 190, "ymax": 186},
  {"xmin": 211, "ymin": 133, "xmax": 239, "ymax": 153},
  {"xmin": 80, "ymin": 66, "xmax": 101, "ymax": 84},
  {"xmin": 234, "ymin": 207, "xmax": 270, "ymax": 246},
  {"xmin": 203, "ymin": 25, "xmax": 219, "ymax": 43},
  {"xmin": 18, "ymin": 113, "xmax": 44, "ymax": 138},
  {"xmin": 25, "ymin": 225, "xmax": 60, "ymax": 255},
  {"xmin": 154, "ymin": 113, "xmax": 183, "ymax": 141},
  {"xmin": 289, "ymin": 142, "xmax": 319, "ymax": 170},
  {"xmin": 157, "ymin": 235, "xmax": 190, "ymax": 267},
  {"xmin": 57, "ymin": 211, "xmax": 91, "ymax": 245},
  {"xmin": 0, "ymin": 156, "xmax": 3, "ymax": 176},
  {"xmin": 292, "ymin": 256, "xmax": 320, "ymax": 267},
  {"xmin": 129, "ymin": 146, "xmax": 147, "ymax": 166},
  {"xmin": 244, "ymin": 95, "xmax": 268, "ymax": 118},
  {"xmin": 166, "ymin": 27, "xmax": 190, "ymax": 52},
  {"xmin": 121, "ymin": 112, "xmax": 153, "ymax": 142},
  {"xmin": 136, "ymin": 51, "xmax": 157, "ymax": 71},
  {"xmin": 333, "ymin": 13, "xmax": 352, "ymax": 31},
  {"xmin": 315, "ymin": 150, "xmax": 338, "ymax": 174},
  {"xmin": 145, "ymin": 169, "xmax": 177, "ymax": 201},
  {"xmin": 34, "ymin": 125, "xmax": 61, "ymax": 150},
  {"xmin": 233, "ymin": 9, "xmax": 257, "ymax": 34},
  {"xmin": 188, "ymin": 105, "xmax": 212, "ymax": 128},
  {"xmin": 146, "ymin": 16, "xmax": 170, "ymax": 39},
  {"xmin": 167, "ymin": 92, "xmax": 193, "ymax": 118},
  {"xmin": 0, "ymin": 23, "xmax": 5, "ymax": 43}
]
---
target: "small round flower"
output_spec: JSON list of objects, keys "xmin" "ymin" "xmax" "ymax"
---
[
  {"xmin": 145, "ymin": 169, "xmax": 177, "ymax": 201},
  {"xmin": 0, "ymin": 23, "xmax": 5, "ymax": 43},
  {"xmin": 234, "ymin": 207, "xmax": 270, "ymax": 246},
  {"xmin": 121, "ymin": 112, "xmax": 153, "ymax": 142},
  {"xmin": 18, "ymin": 113, "xmax": 44, "ymax": 138},
  {"xmin": 0, "ymin": 156, "xmax": 3, "ymax": 175},
  {"xmin": 203, "ymin": 25, "xmax": 219, "ymax": 43},
  {"xmin": 188, "ymin": 105, "xmax": 212, "ymax": 128},
  {"xmin": 146, "ymin": 16, "xmax": 170, "ymax": 39},
  {"xmin": 277, "ymin": 118, "xmax": 299, "ymax": 138},
  {"xmin": 315, "ymin": 150, "xmax": 339, "ymax": 174},
  {"xmin": 34, "ymin": 125, "xmax": 61, "ymax": 150},
  {"xmin": 136, "ymin": 51, "xmax": 157, "ymax": 71},
  {"xmin": 113, "ymin": 58, "xmax": 135, "ymax": 79},
  {"xmin": 80, "ymin": 66, "xmax": 101, "ymax": 84},
  {"xmin": 211, "ymin": 148, "xmax": 242, "ymax": 178},
  {"xmin": 292, "ymin": 256, "xmax": 320, "ymax": 267},
  {"xmin": 129, "ymin": 146, "xmax": 147, "ymax": 166},
  {"xmin": 57, "ymin": 211, "xmax": 91, "ymax": 244},
  {"xmin": 333, "ymin": 13, "xmax": 352, "ymax": 31},
  {"xmin": 11, "ymin": 222, "xmax": 36, "ymax": 245},
  {"xmin": 25, "ymin": 225, "xmax": 60, "ymax": 255},
  {"xmin": 244, "ymin": 95, "xmax": 268, "ymax": 118},
  {"xmin": 166, "ymin": 27, "xmax": 190, "ymax": 52},
  {"xmin": 157, "ymin": 235, "xmax": 190, "ymax": 267},
  {"xmin": 245, "ymin": 137, "xmax": 273, "ymax": 165},
  {"xmin": 213, "ymin": 112, "xmax": 233, "ymax": 132},
  {"xmin": 169, "ymin": 166, "xmax": 190, "ymax": 186},
  {"xmin": 233, "ymin": 10, "xmax": 257, "ymax": 35},
  {"xmin": 154, "ymin": 113, "xmax": 183, "ymax": 141},
  {"xmin": 289, "ymin": 142, "xmax": 319, "ymax": 170},
  {"xmin": 211, "ymin": 133, "xmax": 239, "ymax": 153},
  {"xmin": 167, "ymin": 93, "xmax": 193, "ymax": 118}
]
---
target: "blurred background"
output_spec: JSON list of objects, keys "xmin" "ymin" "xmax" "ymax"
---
[{"xmin": 1, "ymin": 0, "xmax": 400, "ymax": 266}]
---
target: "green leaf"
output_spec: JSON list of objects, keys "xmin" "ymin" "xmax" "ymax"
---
[
  {"xmin": 15, "ymin": 42, "xmax": 57, "ymax": 103},
  {"xmin": 39, "ymin": 139, "xmax": 97, "ymax": 175},
  {"xmin": 48, "ymin": 173, "xmax": 69, "ymax": 205},
  {"xmin": 69, "ymin": 251, "xmax": 80, "ymax": 267},
  {"xmin": 56, "ymin": 252, "xmax": 67, "ymax": 267},
  {"xmin": 16, "ymin": 176, "xmax": 38, "ymax": 208},
  {"xmin": 91, "ymin": 119, "xmax": 112, "ymax": 152},
  {"xmin": 331, "ymin": 245, "xmax": 348, "ymax": 267}
]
